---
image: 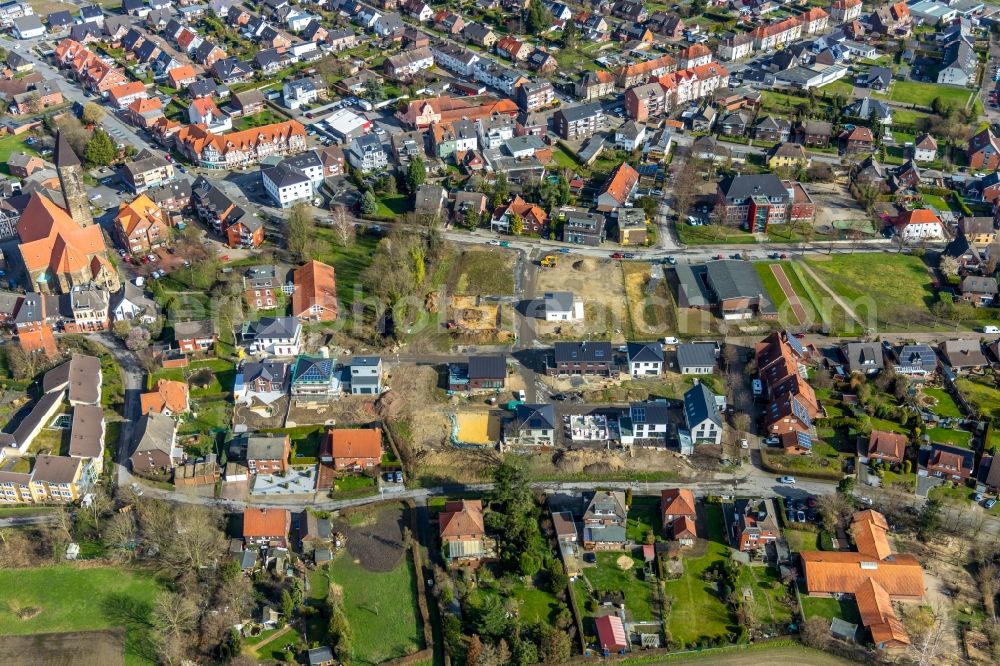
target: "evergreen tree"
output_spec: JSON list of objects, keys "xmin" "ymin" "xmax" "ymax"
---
[{"xmin": 84, "ymin": 130, "xmax": 115, "ymax": 166}]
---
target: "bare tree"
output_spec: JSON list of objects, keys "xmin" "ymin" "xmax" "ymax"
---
[
  {"xmin": 906, "ymin": 603, "xmax": 951, "ymax": 666},
  {"xmin": 978, "ymin": 562, "xmax": 998, "ymax": 624},
  {"xmin": 799, "ymin": 616, "xmax": 829, "ymax": 650},
  {"xmin": 105, "ymin": 512, "xmax": 138, "ymax": 562},
  {"xmin": 330, "ymin": 204, "xmax": 356, "ymax": 247},
  {"xmin": 816, "ymin": 492, "xmax": 854, "ymax": 533}
]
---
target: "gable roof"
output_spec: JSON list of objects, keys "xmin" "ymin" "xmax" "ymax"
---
[
  {"xmin": 243, "ymin": 508, "xmax": 290, "ymax": 537},
  {"xmin": 599, "ymin": 162, "xmax": 639, "ymax": 206},
  {"xmin": 684, "ymin": 382, "xmax": 722, "ymax": 428},
  {"xmin": 439, "ymin": 499, "xmax": 485, "ymax": 539},
  {"xmin": 292, "ymin": 260, "xmax": 337, "ymax": 318},
  {"xmin": 140, "ymin": 379, "xmax": 189, "ymax": 414},
  {"xmin": 661, "ymin": 488, "xmax": 696, "ymax": 517},
  {"xmin": 627, "ymin": 341, "xmax": 664, "ymax": 364},
  {"xmin": 328, "ymin": 428, "xmax": 382, "ymax": 460}
]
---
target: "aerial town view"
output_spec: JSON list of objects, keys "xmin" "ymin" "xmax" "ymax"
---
[{"xmin": 3, "ymin": 0, "xmax": 1000, "ymax": 664}]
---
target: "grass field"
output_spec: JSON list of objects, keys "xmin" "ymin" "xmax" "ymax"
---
[
  {"xmin": 676, "ymin": 223, "xmax": 758, "ymax": 245},
  {"xmin": 510, "ymin": 581, "xmax": 561, "ymax": 624},
  {"xmin": 151, "ymin": 358, "xmax": 236, "ymax": 397},
  {"xmin": 232, "ymin": 109, "xmax": 285, "ymax": 130},
  {"xmin": 312, "ymin": 231, "xmax": 378, "ymax": 309},
  {"xmin": 576, "ymin": 552, "xmax": 657, "ymax": 622},
  {"xmin": 447, "ymin": 249, "xmax": 515, "ymax": 295},
  {"xmin": 926, "ymin": 426, "xmax": 973, "ymax": 448},
  {"xmin": 922, "ymin": 387, "xmax": 962, "ymax": 418},
  {"xmin": 800, "ymin": 593, "xmax": 861, "ymax": 627},
  {"xmin": 626, "ymin": 497, "xmax": 662, "ymax": 543},
  {"xmin": 375, "ymin": 193, "xmax": 411, "ymax": 217},
  {"xmin": 0, "ymin": 133, "xmax": 40, "ymax": 175},
  {"xmin": 327, "ymin": 550, "xmax": 423, "ymax": 665},
  {"xmin": 804, "ymin": 253, "xmax": 936, "ymax": 330},
  {"xmin": 0, "ymin": 566, "xmax": 164, "ymax": 665},
  {"xmin": 888, "ymin": 80, "xmax": 973, "ymax": 109},
  {"xmin": 754, "ymin": 261, "xmax": 812, "ymax": 326},
  {"xmin": 955, "ymin": 376, "xmax": 1000, "ymax": 421},
  {"xmin": 736, "ymin": 565, "xmax": 794, "ymax": 628},
  {"xmin": 662, "ymin": 504, "xmax": 735, "ymax": 645}
]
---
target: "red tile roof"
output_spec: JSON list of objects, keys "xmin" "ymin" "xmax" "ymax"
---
[{"xmin": 242, "ymin": 508, "xmax": 290, "ymax": 538}]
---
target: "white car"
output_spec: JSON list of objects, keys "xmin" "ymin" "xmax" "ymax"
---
[
  {"xmin": 487, "ymin": 239, "xmax": 501, "ymax": 246},
  {"xmin": 765, "ymin": 436, "xmax": 780, "ymax": 445},
  {"xmin": 778, "ymin": 476, "xmax": 796, "ymax": 485},
  {"xmin": 739, "ymin": 439, "xmax": 749, "ymax": 449},
  {"xmin": 662, "ymin": 336, "xmax": 679, "ymax": 345}
]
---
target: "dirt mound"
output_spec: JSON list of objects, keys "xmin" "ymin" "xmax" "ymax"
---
[
  {"xmin": 375, "ymin": 390, "xmax": 403, "ymax": 421},
  {"xmin": 554, "ymin": 449, "xmax": 625, "ymax": 475},
  {"xmin": 425, "ymin": 291, "xmax": 439, "ymax": 313},
  {"xmin": 573, "ymin": 258, "xmax": 597, "ymax": 272},
  {"xmin": 616, "ymin": 555, "xmax": 634, "ymax": 571}
]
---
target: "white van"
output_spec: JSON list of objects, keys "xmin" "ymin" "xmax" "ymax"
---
[{"xmin": 984, "ymin": 326, "xmax": 1000, "ymax": 334}]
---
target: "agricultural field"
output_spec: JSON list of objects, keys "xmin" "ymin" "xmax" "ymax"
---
[
  {"xmin": 0, "ymin": 566, "xmax": 164, "ymax": 665},
  {"xmin": 447, "ymin": 249, "xmax": 515, "ymax": 296},
  {"xmin": 327, "ymin": 504, "xmax": 424, "ymax": 665},
  {"xmin": 662, "ymin": 504, "xmax": 736, "ymax": 645}
]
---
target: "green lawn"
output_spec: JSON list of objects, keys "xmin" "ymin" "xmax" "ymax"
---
[
  {"xmin": 150, "ymin": 358, "xmax": 236, "ymax": 397},
  {"xmin": 0, "ymin": 132, "xmax": 41, "ymax": 175},
  {"xmin": 260, "ymin": 425, "xmax": 324, "ymax": 458},
  {"xmin": 737, "ymin": 565, "xmax": 794, "ymax": 628},
  {"xmin": 375, "ymin": 193, "xmax": 411, "ymax": 217},
  {"xmin": 754, "ymin": 261, "xmax": 811, "ymax": 325},
  {"xmin": 804, "ymin": 253, "xmax": 938, "ymax": 331},
  {"xmin": 662, "ymin": 504, "xmax": 736, "ymax": 645},
  {"xmin": 178, "ymin": 399, "xmax": 231, "ymax": 438},
  {"xmin": 888, "ymin": 80, "xmax": 973, "ymax": 109},
  {"xmin": 783, "ymin": 527, "xmax": 820, "ymax": 554},
  {"xmin": 577, "ymin": 552, "xmax": 657, "ymax": 622},
  {"xmin": 312, "ymin": 231, "xmax": 378, "ymax": 310},
  {"xmin": 0, "ymin": 566, "xmax": 164, "ymax": 665},
  {"xmin": 800, "ymin": 594, "xmax": 861, "ymax": 626},
  {"xmin": 676, "ymin": 223, "xmax": 758, "ymax": 245},
  {"xmin": 232, "ymin": 109, "xmax": 286, "ymax": 130},
  {"xmin": 926, "ymin": 426, "xmax": 973, "ymax": 448},
  {"xmin": 955, "ymin": 376, "xmax": 1000, "ymax": 421},
  {"xmin": 922, "ymin": 387, "xmax": 962, "ymax": 418},
  {"xmin": 626, "ymin": 498, "xmax": 662, "ymax": 543},
  {"xmin": 510, "ymin": 581, "xmax": 561, "ymax": 624},
  {"xmin": 326, "ymin": 550, "xmax": 423, "ymax": 665},
  {"xmin": 447, "ymin": 249, "xmax": 515, "ymax": 296}
]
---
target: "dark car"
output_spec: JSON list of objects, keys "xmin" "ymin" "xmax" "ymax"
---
[
  {"xmin": 583, "ymin": 552, "xmax": 596, "ymax": 563},
  {"xmin": 623, "ymin": 252, "xmax": 636, "ymax": 259}
]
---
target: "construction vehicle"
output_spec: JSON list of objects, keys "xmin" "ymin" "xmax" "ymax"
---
[{"xmin": 539, "ymin": 255, "xmax": 557, "ymax": 268}]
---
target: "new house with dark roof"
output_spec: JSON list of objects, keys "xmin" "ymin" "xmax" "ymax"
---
[
  {"xmin": 684, "ymin": 382, "xmax": 723, "ymax": 445},
  {"xmin": 626, "ymin": 342, "xmax": 663, "ymax": 376},
  {"xmin": 676, "ymin": 342, "xmax": 717, "ymax": 374},
  {"xmin": 547, "ymin": 341, "xmax": 614, "ymax": 377},
  {"xmin": 505, "ymin": 403, "xmax": 556, "ymax": 447}
]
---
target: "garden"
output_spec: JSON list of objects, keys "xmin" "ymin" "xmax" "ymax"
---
[
  {"xmin": 325, "ymin": 504, "xmax": 425, "ymax": 665},
  {"xmin": 660, "ymin": 504, "xmax": 740, "ymax": 648},
  {"xmin": 955, "ymin": 375, "xmax": 1000, "ymax": 422}
]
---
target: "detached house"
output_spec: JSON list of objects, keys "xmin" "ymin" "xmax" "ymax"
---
[
  {"xmin": 349, "ymin": 356, "xmax": 382, "ymax": 395},
  {"xmin": 866, "ymin": 430, "xmax": 907, "ymax": 466},
  {"xmin": 242, "ymin": 316, "xmax": 302, "ymax": 357},
  {"xmin": 292, "ymin": 260, "xmax": 338, "ymax": 322},
  {"xmin": 626, "ymin": 342, "xmax": 664, "ymax": 376},
  {"xmin": 439, "ymin": 499, "xmax": 486, "ymax": 562},
  {"xmin": 661, "ymin": 488, "xmax": 697, "ymax": 545},
  {"xmin": 246, "ymin": 434, "xmax": 290, "ymax": 474},
  {"xmin": 733, "ymin": 498, "xmax": 779, "ymax": 552},
  {"xmin": 505, "ymin": 403, "xmax": 555, "ymax": 447},
  {"xmin": 582, "ymin": 490, "xmax": 628, "ymax": 550},
  {"xmin": 684, "ymin": 382, "xmax": 723, "ymax": 446},
  {"xmin": 326, "ymin": 428, "xmax": 382, "ymax": 470},
  {"xmin": 242, "ymin": 508, "xmax": 290, "ymax": 547}
]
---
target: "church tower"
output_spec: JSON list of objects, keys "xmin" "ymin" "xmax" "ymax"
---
[{"xmin": 55, "ymin": 131, "xmax": 92, "ymax": 226}]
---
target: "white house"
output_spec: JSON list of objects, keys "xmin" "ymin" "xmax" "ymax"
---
[
  {"xmin": 626, "ymin": 342, "xmax": 664, "ymax": 377},
  {"xmin": 12, "ymin": 14, "xmax": 43, "ymax": 39},
  {"xmin": 684, "ymin": 382, "xmax": 723, "ymax": 445},
  {"xmin": 615, "ymin": 120, "xmax": 646, "ymax": 152},
  {"xmin": 624, "ymin": 401, "xmax": 669, "ymax": 442},
  {"xmin": 894, "ymin": 209, "xmax": 944, "ymax": 242},
  {"xmin": 242, "ymin": 317, "xmax": 302, "ymax": 356},
  {"xmin": 913, "ymin": 134, "xmax": 937, "ymax": 163},
  {"xmin": 346, "ymin": 134, "xmax": 388, "ymax": 173},
  {"xmin": 542, "ymin": 291, "xmax": 583, "ymax": 321},
  {"xmin": 262, "ymin": 162, "xmax": 313, "ymax": 208},
  {"xmin": 349, "ymin": 356, "xmax": 382, "ymax": 395}
]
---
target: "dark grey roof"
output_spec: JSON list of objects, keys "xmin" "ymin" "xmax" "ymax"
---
[
  {"xmin": 627, "ymin": 342, "xmax": 663, "ymax": 364},
  {"xmin": 676, "ymin": 343, "xmax": 716, "ymax": 370},
  {"xmin": 629, "ymin": 400, "xmax": 669, "ymax": 425},
  {"xmin": 244, "ymin": 316, "xmax": 300, "ymax": 340},
  {"xmin": 515, "ymin": 403, "xmax": 554, "ymax": 430},
  {"xmin": 263, "ymin": 162, "xmax": 309, "ymax": 188},
  {"xmin": 55, "ymin": 131, "xmax": 80, "ymax": 169},
  {"xmin": 844, "ymin": 342, "xmax": 883, "ymax": 371},
  {"xmin": 553, "ymin": 341, "xmax": 612, "ymax": 364},
  {"xmin": 684, "ymin": 382, "xmax": 722, "ymax": 428},
  {"xmin": 292, "ymin": 356, "xmax": 335, "ymax": 384},
  {"xmin": 556, "ymin": 102, "xmax": 603, "ymax": 123},
  {"xmin": 718, "ymin": 173, "xmax": 787, "ymax": 202},
  {"xmin": 351, "ymin": 356, "xmax": 381, "ymax": 367},
  {"xmin": 247, "ymin": 435, "xmax": 287, "ymax": 460},
  {"xmin": 705, "ymin": 260, "xmax": 770, "ymax": 304},
  {"xmin": 133, "ymin": 411, "xmax": 176, "ymax": 455},
  {"xmin": 243, "ymin": 360, "xmax": 289, "ymax": 385},
  {"xmin": 468, "ymin": 354, "xmax": 505, "ymax": 380}
]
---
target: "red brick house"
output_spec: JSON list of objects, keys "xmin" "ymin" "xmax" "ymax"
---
[
  {"xmin": 324, "ymin": 428, "xmax": 382, "ymax": 471},
  {"xmin": 246, "ymin": 434, "xmax": 290, "ymax": 475}
]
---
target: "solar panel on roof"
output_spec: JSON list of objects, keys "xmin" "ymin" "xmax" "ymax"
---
[
  {"xmin": 796, "ymin": 431, "xmax": 813, "ymax": 449},
  {"xmin": 790, "ymin": 397, "xmax": 811, "ymax": 428},
  {"xmin": 784, "ymin": 331, "xmax": 805, "ymax": 356}
]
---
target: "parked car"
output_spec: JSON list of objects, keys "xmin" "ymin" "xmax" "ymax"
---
[
  {"xmin": 623, "ymin": 252, "xmax": 636, "ymax": 259},
  {"xmin": 487, "ymin": 239, "xmax": 501, "ymax": 246},
  {"xmin": 796, "ymin": 510, "xmax": 806, "ymax": 523},
  {"xmin": 778, "ymin": 476, "xmax": 796, "ymax": 484},
  {"xmin": 394, "ymin": 471, "xmax": 403, "ymax": 483},
  {"xmin": 610, "ymin": 252, "xmax": 625, "ymax": 260},
  {"xmin": 764, "ymin": 436, "xmax": 780, "ymax": 445},
  {"xmin": 985, "ymin": 498, "xmax": 997, "ymax": 509},
  {"xmin": 558, "ymin": 248, "xmax": 571, "ymax": 253},
  {"xmin": 662, "ymin": 336, "xmax": 679, "ymax": 345}
]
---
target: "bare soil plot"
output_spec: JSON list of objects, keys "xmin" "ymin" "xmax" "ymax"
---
[
  {"xmin": 808, "ymin": 181, "xmax": 872, "ymax": 232},
  {"xmin": 623, "ymin": 261, "xmax": 677, "ymax": 339},
  {"xmin": 0, "ymin": 630, "xmax": 124, "ymax": 666},
  {"xmin": 534, "ymin": 257, "xmax": 629, "ymax": 340},
  {"xmin": 446, "ymin": 295, "xmax": 515, "ymax": 344},
  {"xmin": 285, "ymin": 395, "xmax": 377, "ymax": 428},
  {"xmin": 334, "ymin": 504, "xmax": 408, "ymax": 572},
  {"xmin": 233, "ymin": 395, "xmax": 289, "ymax": 430}
]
